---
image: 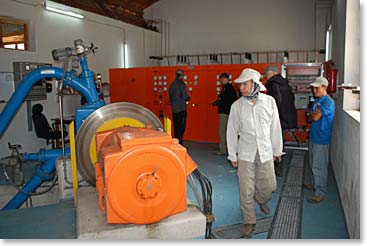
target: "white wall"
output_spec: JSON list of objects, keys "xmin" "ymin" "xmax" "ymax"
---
[
  {"xmin": 315, "ymin": 2, "xmax": 333, "ymax": 50},
  {"xmin": 330, "ymin": 0, "xmax": 360, "ymax": 85},
  {"xmin": 0, "ymin": 0, "xmax": 161, "ymax": 157},
  {"xmin": 145, "ymin": 0, "xmax": 325, "ymax": 55},
  {"xmin": 331, "ymin": 0, "xmax": 346, "ymax": 84},
  {"xmin": 329, "ymin": 0, "xmax": 360, "ymax": 239},
  {"xmin": 330, "ymin": 89, "xmax": 360, "ymax": 239},
  {"xmin": 343, "ymin": 0, "xmax": 359, "ymax": 85}
]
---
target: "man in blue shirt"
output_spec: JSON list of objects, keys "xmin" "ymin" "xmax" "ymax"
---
[{"xmin": 304, "ymin": 77, "xmax": 335, "ymax": 203}]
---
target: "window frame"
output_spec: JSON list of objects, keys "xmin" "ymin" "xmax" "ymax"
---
[{"xmin": 0, "ymin": 17, "xmax": 29, "ymax": 51}]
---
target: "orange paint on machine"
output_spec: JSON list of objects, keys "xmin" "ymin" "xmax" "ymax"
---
[{"xmin": 94, "ymin": 126, "xmax": 197, "ymax": 224}]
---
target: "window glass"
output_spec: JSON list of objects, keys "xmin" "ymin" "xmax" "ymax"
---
[{"xmin": 0, "ymin": 18, "xmax": 28, "ymax": 51}]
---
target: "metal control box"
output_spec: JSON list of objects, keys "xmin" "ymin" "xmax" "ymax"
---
[
  {"xmin": 0, "ymin": 72, "xmax": 14, "ymax": 102},
  {"xmin": 283, "ymin": 63, "xmax": 323, "ymax": 126},
  {"xmin": 13, "ymin": 62, "xmax": 52, "ymax": 101},
  {"xmin": 294, "ymin": 93, "xmax": 313, "ymax": 109}
]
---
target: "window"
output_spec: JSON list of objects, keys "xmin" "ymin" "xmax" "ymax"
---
[{"xmin": 0, "ymin": 17, "xmax": 28, "ymax": 51}]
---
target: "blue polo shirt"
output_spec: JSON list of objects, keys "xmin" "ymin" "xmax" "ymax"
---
[{"xmin": 310, "ymin": 95, "xmax": 335, "ymax": 144}]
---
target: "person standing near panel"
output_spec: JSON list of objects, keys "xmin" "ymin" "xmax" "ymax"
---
[
  {"xmin": 304, "ymin": 77, "xmax": 335, "ymax": 204},
  {"xmin": 264, "ymin": 66, "xmax": 297, "ymax": 176},
  {"xmin": 212, "ymin": 72, "xmax": 238, "ymax": 155},
  {"xmin": 169, "ymin": 69, "xmax": 190, "ymax": 145}
]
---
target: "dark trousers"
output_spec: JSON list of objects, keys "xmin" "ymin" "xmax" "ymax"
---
[
  {"xmin": 274, "ymin": 129, "xmax": 287, "ymax": 176},
  {"xmin": 173, "ymin": 110, "xmax": 187, "ymax": 145}
]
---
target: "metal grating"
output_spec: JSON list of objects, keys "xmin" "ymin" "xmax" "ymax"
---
[
  {"xmin": 211, "ymin": 217, "xmax": 273, "ymax": 239},
  {"xmin": 269, "ymin": 197, "xmax": 302, "ymax": 239},
  {"xmin": 282, "ymin": 184, "xmax": 302, "ymax": 198},
  {"xmin": 268, "ymin": 150, "xmax": 306, "ymax": 239},
  {"xmin": 293, "ymin": 150, "xmax": 306, "ymax": 156},
  {"xmin": 289, "ymin": 154, "xmax": 305, "ymax": 168},
  {"xmin": 285, "ymin": 167, "xmax": 303, "ymax": 185}
]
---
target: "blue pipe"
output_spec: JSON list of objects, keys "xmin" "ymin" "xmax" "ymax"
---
[
  {"xmin": 0, "ymin": 66, "xmax": 100, "ymax": 138},
  {"xmin": 0, "ymin": 67, "xmax": 62, "ymax": 138},
  {"xmin": 1, "ymin": 148, "xmax": 70, "ymax": 210},
  {"xmin": 0, "ymin": 56, "xmax": 103, "ymax": 210},
  {"xmin": 23, "ymin": 148, "xmax": 70, "ymax": 162},
  {"xmin": 63, "ymin": 69, "xmax": 100, "ymax": 105},
  {"xmin": 78, "ymin": 57, "xmax": 100, "ymax": 104}
]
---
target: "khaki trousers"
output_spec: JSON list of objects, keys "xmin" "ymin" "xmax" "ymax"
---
[
  {"xmin": 237, "ymin": 151, "xmax": 277, "ymax": 224},
  {"xmin": 218, "ymin": 113, "xmax": 229, "ymax": 154}
]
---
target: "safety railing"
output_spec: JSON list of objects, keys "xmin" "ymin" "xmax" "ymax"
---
[{"xmin": 150, "ymin": 49, "xmax": 325, "ymax": 66}]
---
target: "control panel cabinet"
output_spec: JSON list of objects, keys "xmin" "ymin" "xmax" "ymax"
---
[
  {"xmin": 13, "ymin": 62, "xmax": 52, "ymax": 101},
  {"xmin": 110, "ymin": 63, "xmax": 281, "ymax": 143}
]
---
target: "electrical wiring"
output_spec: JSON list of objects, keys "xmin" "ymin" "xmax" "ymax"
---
[
  {"xmin": 191, "ymin": 168, "xmax": 214, "ymax": 239},
  {"xmin": 2, "ymin": 165, "xmax": 58, "ymax": 196},
  {"xmin": 0, "ymin": 158, "xmax": 58, "ymax": 196},
  {"xmin": 188, "ymin": 174, "xmax": 204, "ymax": 210}
]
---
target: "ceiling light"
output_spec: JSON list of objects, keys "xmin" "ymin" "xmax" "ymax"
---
[{"xmin": 45, "ymin": 1, "xmax": 84, "ymax": 19}]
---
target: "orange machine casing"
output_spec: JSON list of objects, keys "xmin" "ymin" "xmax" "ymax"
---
[{"xmin": 95, "ymin": 126, "xmax": 197, "ymax": 224}]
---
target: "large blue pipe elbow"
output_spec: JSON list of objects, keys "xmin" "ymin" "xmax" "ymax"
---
[
  {"xmin": 0, "ymin": 66, "xmax": 101, "ymax": 138},
  {"xmin": 2, "ymin": 148, "xmax": 70, "ymax": 210},
  {"xmin": 0, "ymin": 59, "xmax": 102, "ymax": 210},
  {"xmin": 0, "ymin": 67, "xmax": 63, "ymax": 138}
]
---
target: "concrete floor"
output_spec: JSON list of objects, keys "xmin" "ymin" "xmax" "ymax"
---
[
  {"xmin": 0, "ymin": 141, "xmax": 349, "ymax": 239},
  {"xmin": 0, "ymin": 199, "xmax": 76, "ymax": 239},
  {"xmin": 185, "ymin": 141, "xmax": 349, "ymax": 239}
]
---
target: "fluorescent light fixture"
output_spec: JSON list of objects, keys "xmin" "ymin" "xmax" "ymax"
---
[
  {"xmin": 121, "ymin": 43, "xmax": 125, "ymax": 68},
  {"xmin": 325, "ymin": 31, "xmax": 330, "ymax": 61},
  {"xmin": 124, "ymin": 44, "xmax": 129, "ymax": 68},
  {"xmin": 45, "ymin": 4, "xmax": 84, "ymax": 19},
  {"xmin": 325, "ymin": 25, "xmax": 332, "ymax": 62}
]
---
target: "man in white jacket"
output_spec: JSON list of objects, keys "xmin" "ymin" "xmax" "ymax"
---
[{"xmin": 227, "ymin": 68, "xmax": 283, "ymax": 237}]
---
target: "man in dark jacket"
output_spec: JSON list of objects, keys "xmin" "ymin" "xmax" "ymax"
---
[
  {"xmin": 169, "ymin": 69, "xmax": 190, "ymax": 145},
  {"xmin": 264, "ymin": 66, "xmax": 297, "ymax": 176},
  {"xmin": 212, "ymin": 72, "xmax": 238, "ymax": 155}
]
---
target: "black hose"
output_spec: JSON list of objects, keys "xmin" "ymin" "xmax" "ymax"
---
[
  {"xmin": 192, "ymin": 168, "xmax": 213, "ymax": 239},
  {"xmin": 1, "ymin": 164, "xmax": 58, "ymax": 196}
]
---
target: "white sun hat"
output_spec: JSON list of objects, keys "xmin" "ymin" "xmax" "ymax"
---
[
  {"xmin": 309, "ymin": 76, "xmax": 329, "ymax": 88},
  {"xmin": 234, "ymin": 68, "xmax": 267, "ymax": 91}
]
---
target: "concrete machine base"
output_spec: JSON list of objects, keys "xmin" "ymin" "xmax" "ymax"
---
[{"xmin": 77, "ymin": 187, "xmax": 206, "ymax": 239}]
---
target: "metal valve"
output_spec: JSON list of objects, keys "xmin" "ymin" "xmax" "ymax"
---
[{"xmin": 51, "ymin": 40, "xmax": 98, "ymax": 61}]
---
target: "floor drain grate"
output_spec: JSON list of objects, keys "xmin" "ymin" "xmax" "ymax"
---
[
  {"xmin": 282, "ymin": 184, "xmax": 302, "ymax": 197},
  {"xmin": 268, "ymin": 150, "xmax": 306, "ymax": 239},
  {"xmin": 289, "ymin": 156, "xmax": 305, "ymax": 168},
  {"xmin": 285, "ymin": 167, "xmax": 303, "ymax": 185},
  {"xmin": 211, "ymin": 217, "xmax": 273, "ymax": 239},
  {"xmin": 268, "ymin": 197, "xmax": 302, "ymax": 239}
]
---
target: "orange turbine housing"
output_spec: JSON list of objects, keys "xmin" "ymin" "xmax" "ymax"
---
[{"xmin": 94, "ymin": 126, "xmax": 197, "ymax": 224}]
